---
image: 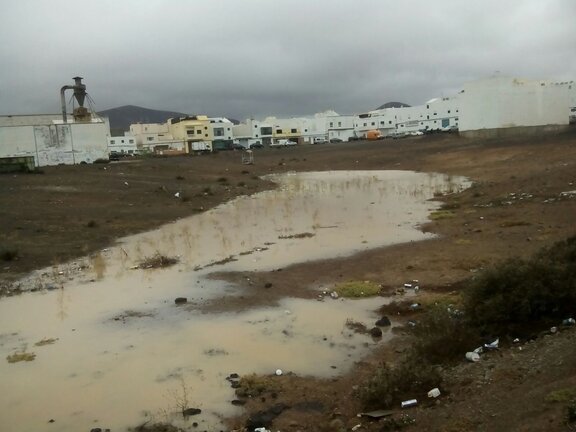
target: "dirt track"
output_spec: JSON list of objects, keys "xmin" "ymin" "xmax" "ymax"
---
[{"xmin": 2, "ymin": 131, "xmax": 576, "ymax": 431}]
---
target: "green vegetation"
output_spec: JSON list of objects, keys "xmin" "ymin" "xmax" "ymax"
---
[
  {"xmin": 235, "ymin": 373, "xmax": 280, "ymax": 398},
  {"xmin": 335, "ymin": 280, "xmax": 381, "ymax": 298},
  {"xmin": 359, "ymin": 354, "xmax": 441, "ymax": 409},
  {"xmin": 359, "ymin": 236, "xmax": 576, "ymax": 409},
  {"xmin": 429, "ymin": 210, "xmax": 456, "ymax": 220},
  {"xmin": 138, "ymin": 254, "xmax": 179, "ymax": 269},
  {"xmin": 464, "ymin": 236, "xmax": 576, "ymax": 336},
  {"xmin": 7, "ymin": 351, "xmax": 36, "ymax": 363}
]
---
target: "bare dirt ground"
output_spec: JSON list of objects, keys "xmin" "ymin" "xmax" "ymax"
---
[{"xmin": 2, "ymin": 130, "xmax": 576, "ymax": 431}]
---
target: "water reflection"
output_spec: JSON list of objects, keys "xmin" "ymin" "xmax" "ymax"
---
[{"xmin": 0, "ymin": 170, "xmax": 469, "ymax": 432}]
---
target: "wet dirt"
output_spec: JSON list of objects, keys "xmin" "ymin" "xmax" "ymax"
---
[
  {"xmin": 0, "ymin": 170, "xmax": 468, "ymax": 432},
  {"xmin": 2, "ymin": 132, "xmax": 576, "ymax": 432}
]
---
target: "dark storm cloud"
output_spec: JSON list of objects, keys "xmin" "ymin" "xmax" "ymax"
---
[{"xmin": 1, "ymin": 0, "xmax": 575, "ymax": 119}]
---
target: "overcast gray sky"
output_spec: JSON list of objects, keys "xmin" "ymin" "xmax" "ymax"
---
[{"xmin": 1, "ymin": 0, "xmax": 575, "ymax": 120}]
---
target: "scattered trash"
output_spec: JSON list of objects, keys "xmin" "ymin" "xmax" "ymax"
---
[
  {"xmin": 465, "ymin": 352, "xmax": 480, "ymax": 362},
  {"xmin": 513, "ymin": 338, "xmax": 520, "ymax": 344},
  {"xmin": 409, "ymin": 303, "xmax": 421, "ymax": 310},
  {"xmin": 473, "ymin": 346, "xmax": 483, "ymax": 354},
  {"xmin": 254, "ymin": 428, "xmax": 271, "ymax": 432},
  {"xmin": 275, "ymin": 369, "xmax": 283, "ymax": 376},
  {"xmin": 351, "ymin": 424, "xmax": 362, "ymax": 431},
  {"xmin": 357, "ymin": 409, "xmax": 394, "ymax": 419},
  {"xmin": 124, "ymin": 181, "xmax": 129, "ymax": 186},
  {"xmin": 427, "ymin": 388, "xmax": 441, "ymax": 398},
  {"xmin": 550, "ymin": 326, "xmax": 558, "ymax": 334},
  {"xmin": 330, "ymin": 291, "xmax": 339, "ymax": 299},
  {"xmin": 174, "ymin": 192, "xmax": 180, "ymax": 198},
  {"xmin": 404, "ymin": 283, "xmax": 413, "ymax": 289},
  {"xmin": 484, "ymin": 338, "xmax": 499, "ymax": 350},
  {"xmin": 407, "ymin": 320, "xmax": 416, "ymax": 327},
  {"xmin": 562, "ymin": 318, "xmax": 576, "ymax": 326},
  {"xmin": 401, "ymin": 399, "xmax": 418, "ymax": 408}
]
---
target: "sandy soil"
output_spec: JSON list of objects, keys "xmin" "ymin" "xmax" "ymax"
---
[{"xmin": 2, "ymin": 130, "xmax": 576, "ymax": 431}]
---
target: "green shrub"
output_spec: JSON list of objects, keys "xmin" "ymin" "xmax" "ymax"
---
[
  {"xmin": 464, "ymin": 236, "xmax": 576, "ymax": 336},
  {"xmin": 411, "ymin": 304, "xmax": 480, "ymax": 364},
  {"xmin": 359, "ymin": 354, "xmax": 442, "ymax": 409}
]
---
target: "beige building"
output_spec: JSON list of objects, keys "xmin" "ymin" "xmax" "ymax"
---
[{"xmin": 167, "ymin": 115, "xmax": 213, "ymax": 152}]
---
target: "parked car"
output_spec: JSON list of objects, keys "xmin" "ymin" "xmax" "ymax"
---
[
  {"xmin": 108, "ymin": 151, "xmax": 121, "ymax": 161},
  {"xmin": 249, "ymin": 142, "xmax": 264, "ymax": 149},
  {"xmin": 329, "ymin": 138, "xmax": 343, "ymax": 143}
]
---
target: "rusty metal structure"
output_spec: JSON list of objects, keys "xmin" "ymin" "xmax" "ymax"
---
[{"xmin": 60, "ymin": 76, "xmax": 90, "ymax": 123}]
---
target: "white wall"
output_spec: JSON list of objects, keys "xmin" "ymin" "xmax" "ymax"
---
[
  {"xmin": 0, "ymin": 119, "xmax": 109, "ymax": 166},
  {"xmin": 460, "ymin": 76, "xmax": 570, "ymax": 132}
]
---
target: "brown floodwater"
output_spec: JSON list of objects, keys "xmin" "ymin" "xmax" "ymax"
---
[{"xmin": 0, "ymin": 170, "xmax": 469, "ymax": 431}]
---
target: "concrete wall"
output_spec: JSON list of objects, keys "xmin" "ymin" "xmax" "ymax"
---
[
  {"xmin": 0, "ymin": 118, "xmax": 110, "ymax": 166},
  {"xmin": 460, "ymin": 76, "xmax": 570, "ymax": 132}
]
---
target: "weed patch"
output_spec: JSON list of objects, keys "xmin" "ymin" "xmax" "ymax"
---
[
  {"xmin": 7, "ymin": 351, "xmax": 36, "ymax": 363},
  {"xmin": 1, "ymin": 249, "xmax": 19, "ymax": 261},
  {"xmin": 235, "ymin": 373, "xmax": 280, "ymax": 398},
  {"xmin": 335, "ymin": 280, "xmax": 381, "ymax": 298},
  {"xmin": 429, "ymin": 210, "xmax": 456, "ymax": 220},
  {"xmin": 138, "ymin": 254, "xmax": 179, "ymax": 269},
  {"xmin": 359, "ymin": 354, "xmax": 442, "ymax": 409}
]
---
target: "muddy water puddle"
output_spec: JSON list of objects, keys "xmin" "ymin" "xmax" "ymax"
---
[{"xmin": 0, "ymin": 170, "xmax": 469, "ymax": 431}]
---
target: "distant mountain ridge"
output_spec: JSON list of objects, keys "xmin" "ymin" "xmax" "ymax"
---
[
  {"xmin": 98, "ymin": 105, "xmax": 188, "ymax": 133},
  {"xmin": 376, "ymin": 101, "xmax": 411, "ymax": 110}
]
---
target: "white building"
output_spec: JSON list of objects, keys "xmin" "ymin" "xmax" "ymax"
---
[
  {"xmin": 209, "ymin": 117, "xmax": 234, "ymax": 150},
  {"xmin": 459, "ymin": 76, "xmax": 572, "ymax": 137},
  {"xmin": 326, "ymin": 114, "xmax": 356, "ymax": 142},
  {"xmin": 232, "ymin": 118, "xmax": 273, "ymax": 148},
  {"xmin": 129, "ymin": 122, "xmax": 186, "ymax": 153},
  {"xmin": 108, "ymin": 134, "xmax": 137, "ymax": 154},
  {"xmin": 0, "ymin": 114, "xmax": 110, "ymax": 166}
]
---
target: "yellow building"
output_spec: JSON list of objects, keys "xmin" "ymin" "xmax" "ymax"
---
[{"xmin": 167, "ymin": 115, "xmax": 213, "ymax": 152}]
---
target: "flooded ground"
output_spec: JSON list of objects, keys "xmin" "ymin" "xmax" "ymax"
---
[{"xmin": 0, "ymin": 170, "xmax": 469, "ymax": 432}]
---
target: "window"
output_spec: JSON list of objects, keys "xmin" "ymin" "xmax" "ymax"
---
[
  {"xmin": 455, "ymin": 117, "xmax": 459, "ymax": 121},
  {"xmin": 371, "ymin": 122, "xmax": 375, "ymax": 126},
  {"xmin": 187, "ymin": 130, "xmax": 195, "ymax": 135},
  {"xmin": 291, "ymin": 128, "xmax": 297, "ymax": 133},
  {"xmin": 380, "ymin": 121, "xmax": 384, "ymax": 125},
  {"xmin": 304, "ymin": 129, "xmax": 308, "ymax": 132},
  {"xmin": 121, "ymin": 140, "xmax": 125, "ymax": 143},
  {"xmin": 447, "ymin": 110, "xmax": 451, "ymax": 114},
  {"xmin": 196, "ymin": 130, "xmax": 202, "ymax": 135},
  {"xmin": 255, "ymin": 125, "xmax": 258, "ymax": 128},
  {"xmin": 276, "ymin": 129, "xmax": 282, "ymax": 134},
  {"xmin": 363, "ymin": 123, "xmax": 367, "ymax": 127},
  {"xmin": 389, "ymin": 121, "xmax": 392, "ymax": 124},
  {"xmin": 329, "ymin": 122, "xmax": 333, "ymax": 127},
  {"xmin": 456, "ymin": 109, "xmax": 459, "ymax": 113},
  {"xmin": 110, "ymin": 139, "xmax": 115, "ymax": 144},
  {"xmin": 214, "ymin": 128, "xmax": 224, "ymax": 137},
  {"xmin": 426, "ymin": 105, "xmax": 429, "ymax": 109},
  {"xmin": 433, "ymin": 112, "xmax": 437, "ymax": 116},
  {"xmin": 338, "ymin": 122, "xmax": 341, "ymax": 127},
  {"xmin": 129, "ymin": 139, "xmax": 134, "ymax": 144},
  {"xmin": 261, "ymin": 127, "xmax": 272, "ymax": 135},
  {"xmin": 147, "ymin": 137, "xmax": 154, "ymax": 141},
  {"xmin": 256, "ymin": 134, "xmax": 259, "ymax": 137},
  {"xmin": 427, "ymin": 115, "xmax": 429, "ymax": 120}
]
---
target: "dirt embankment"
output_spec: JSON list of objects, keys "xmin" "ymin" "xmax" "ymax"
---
[{"xmin": 2, "ymin": 130, "xmax": 576, "ymax": 431}]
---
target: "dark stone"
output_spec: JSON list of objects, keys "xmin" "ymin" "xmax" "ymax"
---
[
  {"xmin": 264, "ymin": 282, "xmax": 273, "ymax": 289},
  {"xmin": 90, "ymin": 429, "xmax": 102, "ymax": 432},
  {"xmin": 230, "ymin": 381, "xmax": 240, "ymax": 389},
  {"xmin": 48, "ymin": 419, "xmax": 55, "ymax": 423},
  {"xmin": 246, "ymin": 403, "xmax": 289, "ymax": 431},
  {"xmin": 229, "ymin": 373, "xmax": 239, "ymax": 379},
  {"xmin": 231, "ymin": 399, "xmax": 247, "ymax": 406},
  {"xmin": 175, "ymin": 297, "xmax": 188, "ymax": 305},
  {"xmin": 183, "ymin": 408, "xmax": 202, "ymax": 416},
  {"xmin": 370, "ymin": 327, "xmax": 383, "ymax": 338},
  {"xmin": 375, "ymin": 316, "xmax": 391, "ymax": 327},
  {"xmin": 192, "ymin": 422, "xmax": 198, "ymax": 428}
]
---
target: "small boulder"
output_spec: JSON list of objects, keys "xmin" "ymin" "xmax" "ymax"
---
[
  {"xmin": 174, "ymin": 297, "xmax": 188, "ymax": 305},
  {"xmin": 182, "ymin": 407, "xmax": 202, "ymax": 416},
  {"xmin": 375, "ymin": 316, "xmax": 391, "ymax": 327}
]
